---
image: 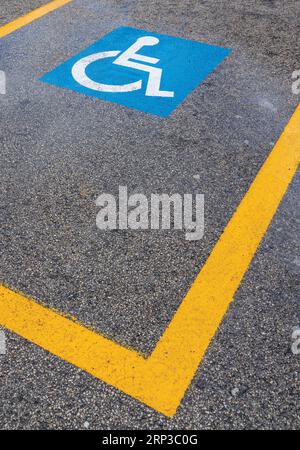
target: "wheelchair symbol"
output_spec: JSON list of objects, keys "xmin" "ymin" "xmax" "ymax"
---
[{"xmin": 71, "ymin": 36, "xmax": 174, "ymax": 98}]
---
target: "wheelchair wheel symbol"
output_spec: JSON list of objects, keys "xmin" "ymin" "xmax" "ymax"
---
[{"xmin": 71, "ymin": 36, "xmax": 174, "ymax": 98}]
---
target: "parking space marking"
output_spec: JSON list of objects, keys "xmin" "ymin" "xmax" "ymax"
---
[
  {"xmin": 0, "ymin": 3, "xmax": 299, "ymax": 416},
  {"xmin": 40, "ymin": 26, "xmax": 231, "ymax": 117},
  {"xmin": 1, "ymin": 103, "xmax": 299, "ymax": 416},
  {"xmin": 0, "ymin": 0, "xmax": 73, "ymax": 38}
]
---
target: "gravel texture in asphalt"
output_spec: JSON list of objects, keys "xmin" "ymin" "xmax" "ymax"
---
[{"xmin": 0, "ymin": 0, "xmax": 299, "ymax": 430}]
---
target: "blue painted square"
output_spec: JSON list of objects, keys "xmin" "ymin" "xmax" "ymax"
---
[{"xmin": 40, "ymin": 27, "xmax": 231, "ymax": 117}]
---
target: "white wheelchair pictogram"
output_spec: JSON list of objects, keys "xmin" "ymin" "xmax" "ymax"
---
[{"xmin": 71, "ymin": 36, "xmax": 174, "ymax": 98}]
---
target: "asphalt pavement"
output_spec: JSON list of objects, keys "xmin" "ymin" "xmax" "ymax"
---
[{"xmin": 0, "ymin": 0, "xmax": 299, "ymax": 429}]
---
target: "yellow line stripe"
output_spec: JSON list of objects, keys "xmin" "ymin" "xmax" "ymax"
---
[
  {"xmin": 0, "ymin": 0, "xmax": 73, "ymax": 38},
  {"xmin": 149, "ymin": 103, "xmax": 300, "ymax": 412},
  {"xmin": 0, "ymin": 285, "xmax": 149, "ymax": 391}
]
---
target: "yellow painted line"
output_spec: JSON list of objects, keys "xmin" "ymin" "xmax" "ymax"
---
[
  {"xmin": 149, "ymin": 102, "xmax": 300, "ymax": 410},
  {"xmin": 0, "ymin": 0, "xmax": 299, "ymax": 417},
  {"xmin": 1, "ymin": 103, "xmax": 299, "ymax": 416},
  {"xmin": 0, "ymin": 0, "xmax": 73, "ymax": 38}
]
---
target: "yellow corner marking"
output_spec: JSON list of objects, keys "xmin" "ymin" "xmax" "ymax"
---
[
  {"xmin": 0, "ymin": 0, "xmax": 299, "ymax": 417},
  {"xmin": 0, "ymin": 0, "xmax": 73, "ymax": 38},
  {"xmin": 1, "ymin": 103, "xmax": 299, "ymax": 416}
]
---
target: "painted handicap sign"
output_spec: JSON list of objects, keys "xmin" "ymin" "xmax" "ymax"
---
[{"xmin": 40, "ymin": 27, "xmax": 231, "ymax": 117}]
